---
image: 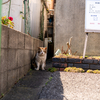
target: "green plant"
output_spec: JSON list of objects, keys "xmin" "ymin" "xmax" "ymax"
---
[
  {"xmin": 86, "ymin": 69, "xmax": 100, "ymax": 74},
  {"xmin": 93, "ymin": 70, "xmax": 100, "ymax": 74},
  {"xmin": 80, "ymin": 56, "xmax": 83, "ymax": 59},
  {"xmin": 87, "ymin": 69, "xmax": 93, "ymax": 73},
  {"xmin": 28, "ymin": 69, "xmax": 32, "ymax": 73},
  {"xmin": 48, "ymin": 67, "xmax": 57, "ymax": 72},
  {"xmin": 20, "ymin": 11, "xmax": 23, "ymax": 14},
  {"xmin": 85, "ymin": 56, "xmax": 88, "ymax": 58},
  {"xmin": 1, "ymin": 93, "xmax": 4, "ymax": 98},
  {"xmin": 64, "ymin": 67, "xmax": 85, "ymax": 73},
  {"xmin": 19, "ymin": 78, "xmax": 21, "ymax": 80},
  {"xmin": 20, "ymin": 11, "xmax": 24, "ymax": 19},
  {"xmin": 49, "ymin": 77, "xmax": 53, "ymax": 80},
  {"xmin": 1, "ymin": 16, "xmax": 14, "ymax": 28},
  {"xmin": 45, "ymin": 77, "xmax": 53, "ymax": 85}
]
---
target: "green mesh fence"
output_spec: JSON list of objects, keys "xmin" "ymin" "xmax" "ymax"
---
[{"xmin": 0, "ymin": 0, "xmax": 2, "ymax": 59}]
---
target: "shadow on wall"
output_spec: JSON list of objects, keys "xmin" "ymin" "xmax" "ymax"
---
[{"xmin": 38, "ymin": 71, "xmax": 68, "ymax": 100}]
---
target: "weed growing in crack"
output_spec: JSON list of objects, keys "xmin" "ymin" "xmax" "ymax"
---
[{"xmin": 45, "ymin": 77, "xmax": 53, "ymax": 85}]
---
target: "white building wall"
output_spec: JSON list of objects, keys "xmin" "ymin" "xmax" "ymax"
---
[
  {"xmin": 2, "ymin": 0, "xmax": 23, "ymax": 32},
  {"xmin": 29, "ymin": 0, "xmax": 41, "ymax": 38},
  {"xmin": 2, "ymin": 0, "xmax": 47, "ymax": 38}
]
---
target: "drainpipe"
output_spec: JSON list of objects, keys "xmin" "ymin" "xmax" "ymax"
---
[
  {"xmin": 27, "ymin": 0, "xmax": 31, "ymax": 35},
  {"xmin": 24, "ymin": 0, "xmax": 26, "ymax": 34},
  {"xmin": 0, "ymin": 0, "xmax": 2, "ymax": 64},
  {"xmin": 8, "ymin": 0, "xmax": 11, "ymax": 17}
]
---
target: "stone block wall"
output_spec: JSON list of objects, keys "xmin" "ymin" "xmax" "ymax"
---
[
  {"xmin": 0, "ymin": 25, "xmax": 43, "ymax": 97},
  {"xmin": 52, "ymin": 57, "xmax": 100, "ymax": 71}
]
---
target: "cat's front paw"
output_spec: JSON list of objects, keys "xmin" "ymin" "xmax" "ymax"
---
[
  {"xmin": 42, "ymin": 68, "xmax": 45, "ymax": 70},
  {"xmin": 35, "ymin": 68, "xmax": 39, "ymax": 71}
]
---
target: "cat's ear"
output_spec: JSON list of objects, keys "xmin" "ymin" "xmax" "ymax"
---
[{"xmin": 45, "ymin": 47, "xmax": 47, "ymax": 50}]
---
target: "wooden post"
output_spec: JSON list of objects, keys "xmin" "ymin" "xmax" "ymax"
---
[{"xmin": 83, "ymin": 33, "xmax": 88, "ymax": 58}]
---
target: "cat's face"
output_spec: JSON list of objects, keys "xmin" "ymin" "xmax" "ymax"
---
[{"xmin": 38, "ymin": 47, "xmax": 47, "ymax": 56}]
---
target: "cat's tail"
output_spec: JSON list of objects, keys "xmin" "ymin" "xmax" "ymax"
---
[{"xmin": 31, "ymin": 56, "xmax": 36, "ymax": 70}]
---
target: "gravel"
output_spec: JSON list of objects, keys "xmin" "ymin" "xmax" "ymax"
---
[{"xmin": 39, "ymin": 71, "xmax": 100, "ymax": 100}]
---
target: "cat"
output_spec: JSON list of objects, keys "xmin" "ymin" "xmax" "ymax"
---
[{"xmin": 32, "ymin": 47, "xmax": 47, "ymax": 70}]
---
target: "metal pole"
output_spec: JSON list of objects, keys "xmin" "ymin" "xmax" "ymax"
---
[
  {"xmin": 83, "ymin": 33, "xmax": 88, "ymax": 58},
  {"xmin": 8, "ymin": 0, "xmax": 11, "ymax": 17},
  {"xmin": 24, "ymin": 0, "xmax": 26, "ymax": 34},
  {"xmin": 0, "ymin": 0, "xmax": 2, "ymax": 66}
]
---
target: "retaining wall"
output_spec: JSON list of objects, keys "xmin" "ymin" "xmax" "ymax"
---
[
  {"xmin": 0, "ymin": 25, "xmax": 43, "ymax": 97},
  {"xmin": 52, "ymin": 56, "xmax": 100, "ymax": 71}
]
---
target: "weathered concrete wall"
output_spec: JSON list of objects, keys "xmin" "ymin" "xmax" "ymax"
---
[
  {"xmin": 55, "ymin": 0, "xmax": 100, "ymax": 56},
  {"xmin": 30, "ymin": 0, "xmax": 47, "ymax": 38},
  {"xmin": 0, "ymin": 25, "xmax": 43, "ymax": 97},
  {"xmin": 30, "ymin": 0, "xmax": 41, "ymax": 38}
]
